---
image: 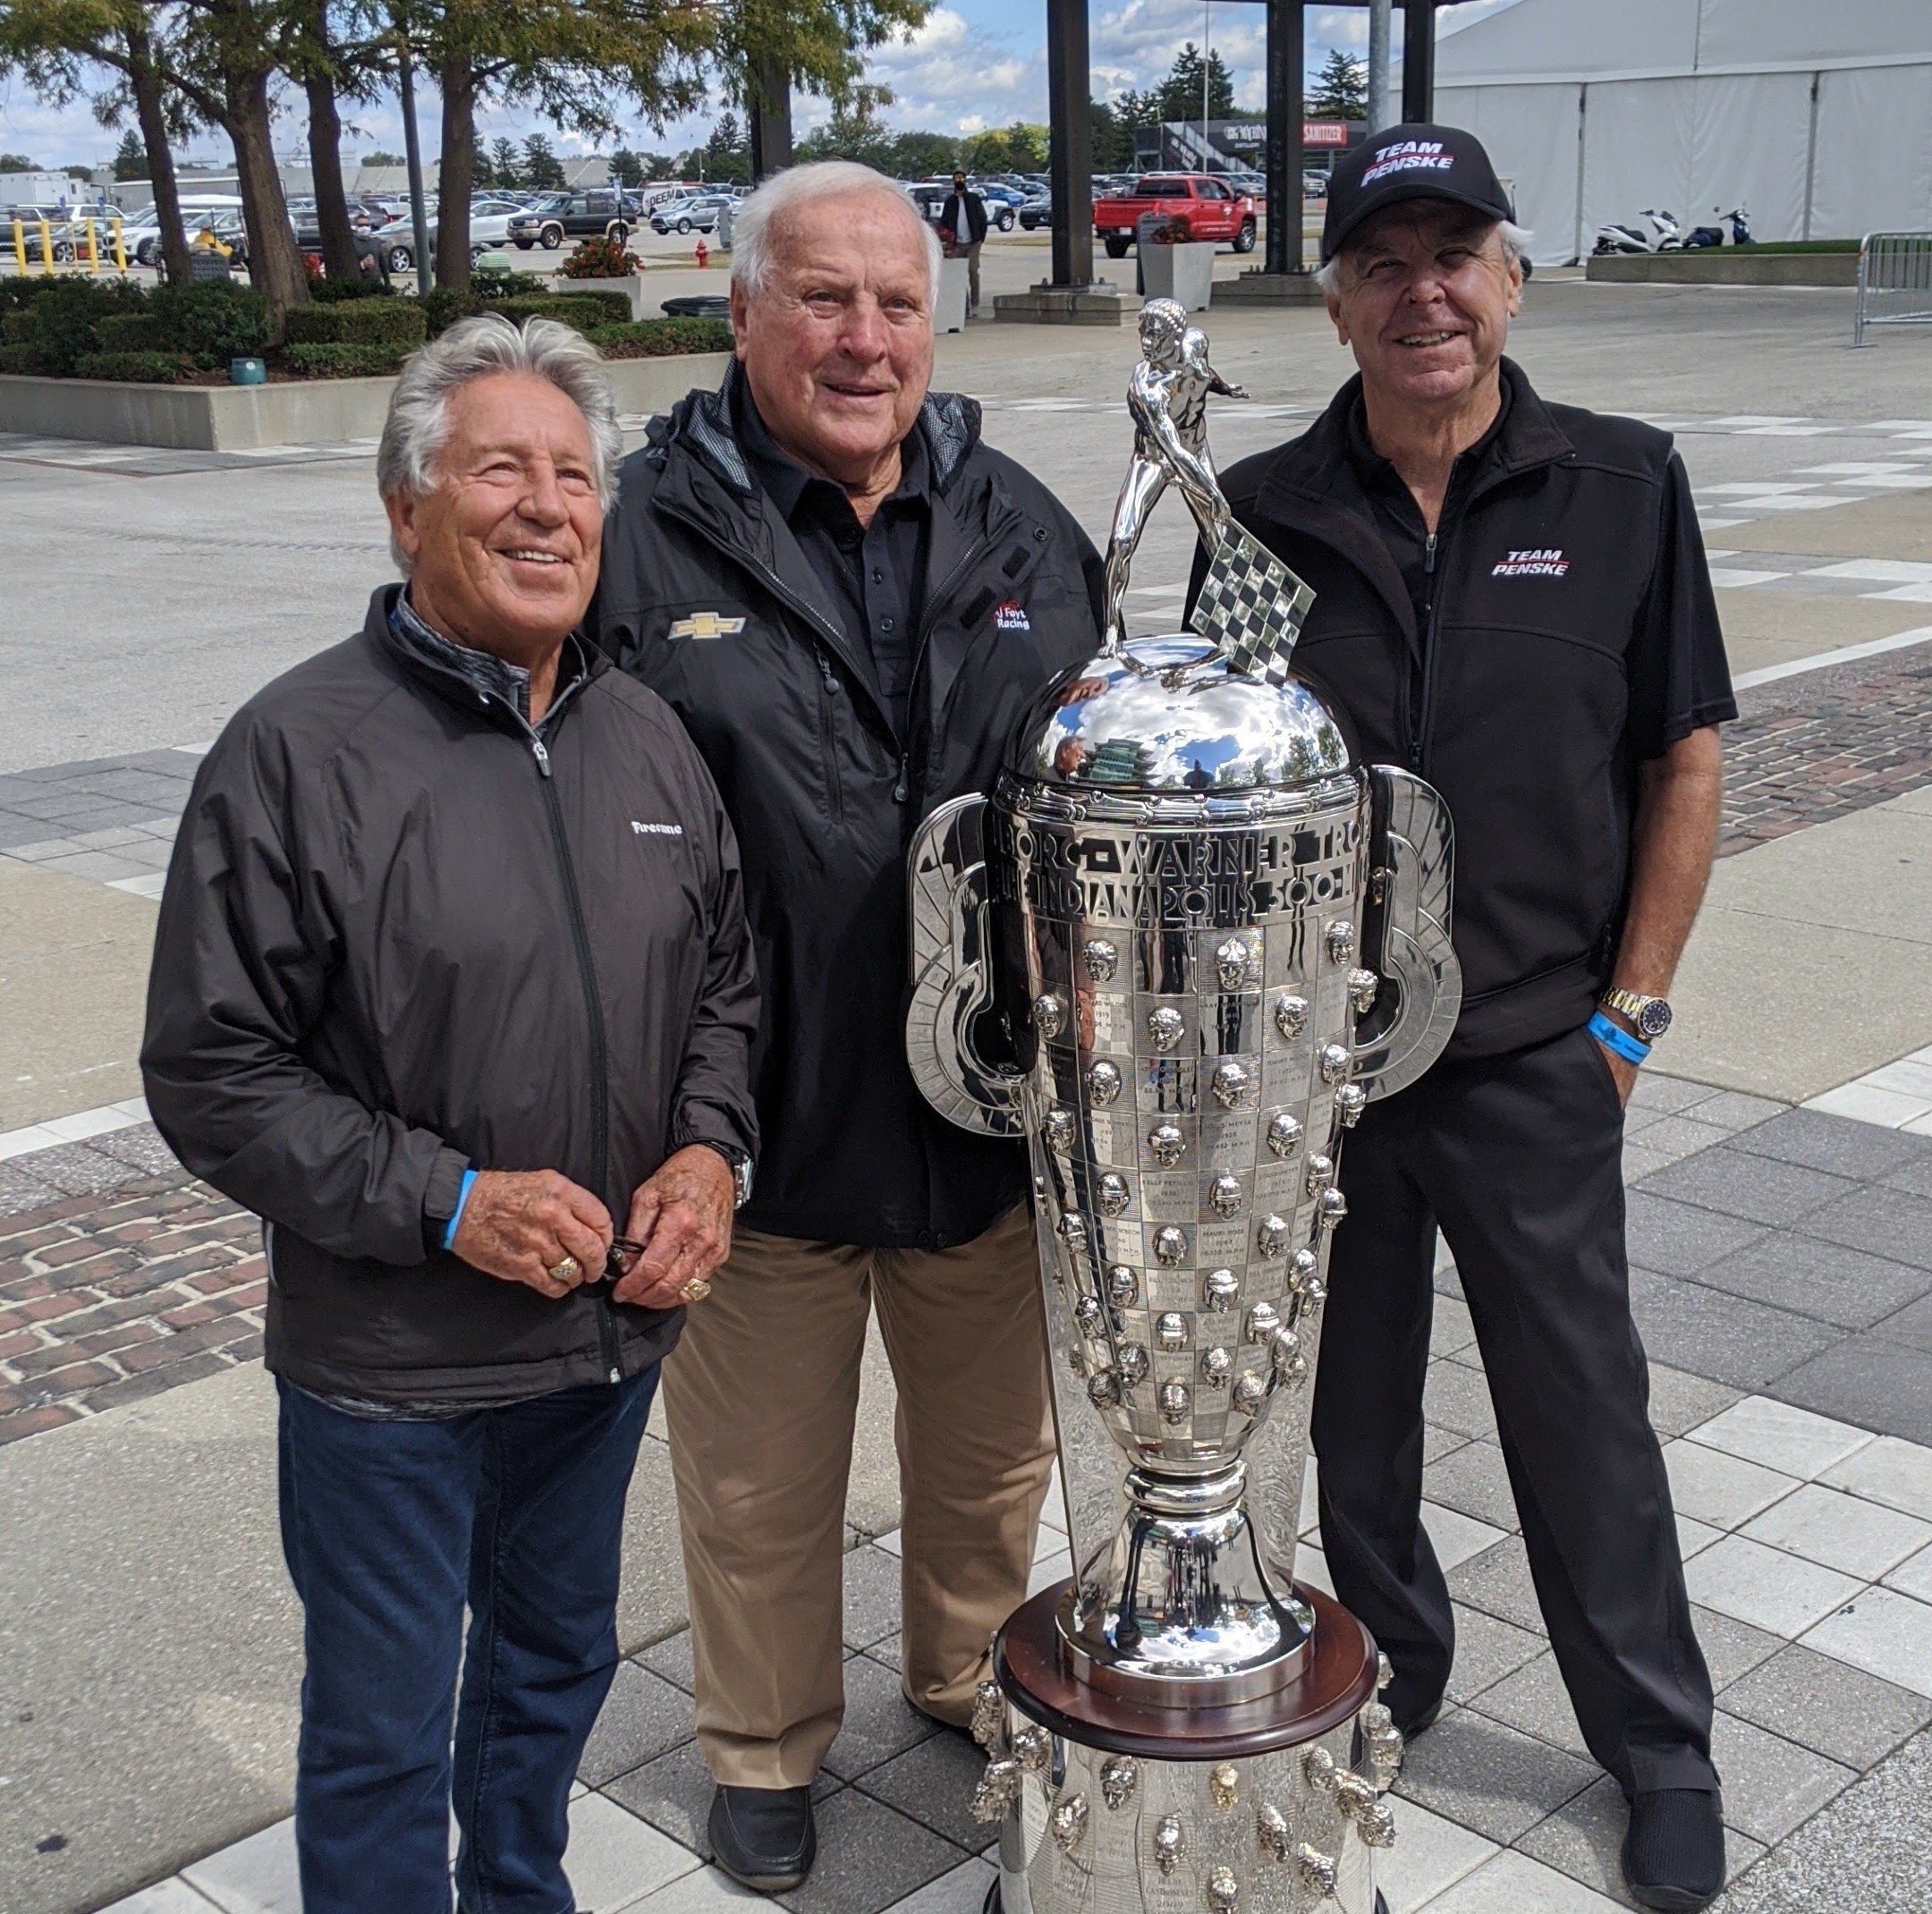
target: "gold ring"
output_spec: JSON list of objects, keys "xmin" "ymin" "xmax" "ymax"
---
[
  {"xmin": 679, "ymin": 1277, "xmax": 712, "ymax": 1304},
  {"xmin": 548, "ymin": 1255, "xmax": 580, "ymax": 1284}
]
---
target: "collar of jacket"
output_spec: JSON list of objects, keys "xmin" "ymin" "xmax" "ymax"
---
[
  {"xmin": 1254, "ymin": 356, "xmax": 1575, "ymax": 651},
  {"xmin": 362, "ymin": 584, "xmax": 608, "ymax": 733},
  {"xmin": 640, "ymin": 362, "xmax": 1029, "ymax": 743}
]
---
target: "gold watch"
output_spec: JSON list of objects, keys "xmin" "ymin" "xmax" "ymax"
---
[{"xmin": 1599, "ymin": 989, "xmax": 1673, "ymax": 1042}]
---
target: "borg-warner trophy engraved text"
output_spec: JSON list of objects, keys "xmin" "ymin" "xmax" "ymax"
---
[{"xmin": 905, "ymin": 307, "xmax": 1462, "ymax": 1914}]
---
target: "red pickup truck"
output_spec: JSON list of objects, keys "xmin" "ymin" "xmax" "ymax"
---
[{"xmin": 1093, "ymin": 174, "xmax": 1259, "ymax": 259}]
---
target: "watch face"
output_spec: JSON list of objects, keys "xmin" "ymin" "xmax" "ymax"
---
[{"xmin": 1637, "ymin": 999, "xmax": 1673, "ymax": 1039}]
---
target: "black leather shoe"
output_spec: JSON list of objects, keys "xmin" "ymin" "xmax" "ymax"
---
[
  {"xmin": 1623, "ymin": 1788, "xmax": 1725, "ymax": 1911},
  {"xmin": 1394, "ymin": 1697, "xmax": 1444, "ymax": 1740},
  {"xmin": 708, "ymin": 1783, "xmax": 817, "ymax": 1893}
]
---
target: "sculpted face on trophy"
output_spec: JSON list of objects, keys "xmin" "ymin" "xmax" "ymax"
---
[{"xmin": 904, "ymin": 303, "xmax": 1463, "ymax": 1914}]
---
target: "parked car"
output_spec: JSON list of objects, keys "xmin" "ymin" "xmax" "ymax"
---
[
  {"xmin": 374, "ymin": 198, "xmax": 525, "ymax": 271},
  {"xmin": 506, "ymin": 189, "xmax": 632, "ymax": 250},
  {"xmin": 649, "ymin": 192, "xmax": 733, "ymax": 235},
  {"xmin": 1092, "ymin": 173, "xmax": 1258, "ymax": 258},
  {"xmin": 1017, "ymin": 191, "xmax": 1053, "ymax": 231}
]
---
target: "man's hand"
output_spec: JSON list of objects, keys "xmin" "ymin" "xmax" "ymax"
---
[
  {"xmin": 452, "ymin": 1170, "xmax": 614, "ymax": 1299},
  {"xmin": 614, "ymin": 1146, "xmax": 735, "ymax": 1309},
  {"xmin": 1591, "ymin": 1035, "xmax": 1639, "ymax": 1109}
]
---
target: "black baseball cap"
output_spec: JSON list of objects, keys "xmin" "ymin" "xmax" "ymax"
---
[{"xmin": 1320, "ymin": 123, "xmax": 1514, "ymax": 263}]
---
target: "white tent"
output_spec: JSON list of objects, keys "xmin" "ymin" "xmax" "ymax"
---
[{"xmin": 1419, "ymin": 0, "xmax": 1932, "ymax": 263}]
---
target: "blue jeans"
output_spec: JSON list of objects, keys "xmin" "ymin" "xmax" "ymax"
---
[{"xmin": 276, "ymin": 1369, "xmax": 659, "ymax": 1914}]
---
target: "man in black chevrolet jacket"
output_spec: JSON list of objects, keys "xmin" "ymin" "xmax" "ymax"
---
[
  {"xmin": 589, "ymin": 162, "xmax": 1103, "ymax": 1892},
  {"xmin": 143, "ymin": 318, "xmax": 758, "ymax": 1914},
  {"xmin": 1204, "ymin": 128, "xmax": 1736, "ymax": 1911}
]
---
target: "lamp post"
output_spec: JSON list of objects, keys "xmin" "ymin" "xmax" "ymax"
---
[
  {"xmin": 1204, "ymin": 1, "xmax": 1212, "ymax": 166},
  {"xmin": 395, "ymin": 21, "xmax": 433, "ymax": 295}
]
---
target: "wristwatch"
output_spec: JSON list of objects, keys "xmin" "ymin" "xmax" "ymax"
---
[
  {"xmin": 692, "ymin": 1139, "xmax": 755, "ymax": 1211},
  {"xmin": 1599, "ymin": 989, "xmax": 1674, "ymax": 1042}
]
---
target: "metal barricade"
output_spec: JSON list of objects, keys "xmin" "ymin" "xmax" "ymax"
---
[{"xmin": 1855, "ymin": 232, "xmax": 1932, "ymax": 346}]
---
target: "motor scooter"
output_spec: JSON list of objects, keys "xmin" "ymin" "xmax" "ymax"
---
[
  {"xmin": 1592, "ymin": 207, "xmax": 1684, "ymax": 254},
  {"xmin": 1685, "ymin": 205, "xmax": 1753, "ymax": 248}
]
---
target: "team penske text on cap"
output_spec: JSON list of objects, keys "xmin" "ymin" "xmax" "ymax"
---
[{"xmin": 1321, "ymin": 122, "xmax": 1515, "ymax": 263}]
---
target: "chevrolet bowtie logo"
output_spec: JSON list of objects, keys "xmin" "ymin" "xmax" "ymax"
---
[{"xmin": 667, "ymin": 612, "xmax": 748, "ymax": 640}]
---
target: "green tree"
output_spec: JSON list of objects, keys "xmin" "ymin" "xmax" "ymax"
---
[
  {"xmin": 112, "ymin": 127, "xmax": 147, "ymax": 175},
  {"xmin": 0, "ymin": 2, "xmax": 198, "ymax": 284},
  {"xmin": 1308, "ymin": 47, "xmax": 1366, "ymax": 119},
  {"xmin": 521, "ymin": 130, "xmax": 565, "ymax": 188},
  {"xmin": 360, "ymin": 148, "xmax": 404, "ymax": 165},
  {"xmin": 699, "ymin": 109, "xmax": 750, "ymax": 183},
  {"xmin": 488, "ymin": 135, "xmax": 521, "ymax": 186},
  {"xmin": 1089, "ymin": 98, "xmax": 1133, "ymax": 173},
  {"xmin": 1155, "ymin": 43, "xmax": 1234, "ymax": 125},
  {"xmin": 886, "ymin": 129, "xmax": 958, "ymax": 177},
  {"xmin": 0, "ymin": 150, "xmax": 40, "ymax": 169},
  {"xmin": 607, "ymin": 145, "xmax": 642, "ymax": 186}
]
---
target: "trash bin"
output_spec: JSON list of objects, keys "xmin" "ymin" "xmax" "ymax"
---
[{"xmin": 189, "ymin": 249, "xmax": 232, "ymax": 281}]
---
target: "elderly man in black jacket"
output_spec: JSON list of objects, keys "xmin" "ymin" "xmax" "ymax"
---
[
  {"xmin": 143, "ymin": 315, "xmax": 758, "ymax": 1914},
  {"xmin": 590, "ymin": 159, "xmax": 1103, "ymax": 1893},
  {"xmin": 1202, "ymin": 126, "xmax": 1734, "ymax": 1911}
]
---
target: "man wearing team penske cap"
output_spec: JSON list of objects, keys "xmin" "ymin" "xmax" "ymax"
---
[{"xmin": 1198, "ymin": 123, "xmax": 1735, "ymax": 1911}]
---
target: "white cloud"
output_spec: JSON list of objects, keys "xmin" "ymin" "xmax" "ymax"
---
[{"xmin": 862, "ymin": 9, "xmax": 1046, "ymax": 131}]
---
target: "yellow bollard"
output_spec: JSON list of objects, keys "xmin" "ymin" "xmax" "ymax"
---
[
  {"xmin": 37, "ymin": 217, "xmax": 53, "ymax": 275},
  {"xmin": 85, "ymin": 219, "xmax": 99, "ymax": 273},
  {"xmin": 112, "ymin": 217, "xmax": 125, "ymax": 271},
  {"xmin": 12, "ymin": 219, "xmax": 24, "ymax": 275}
]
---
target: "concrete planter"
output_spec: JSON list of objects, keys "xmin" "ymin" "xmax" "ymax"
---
[
  {"xmin": 1585, "ymin": 250, "xmax": 1858, "ymax": 287},
  {"xmin": 552, "ymin": 273, "xmax": 649, "ymax": 319},
  {"xmin": 1138, "ymin": 241, "xmax": 1216, "ymax": 311},
  {"xmin": 0, "ymin": 351, "xmax": 733, "ymax": 451}
]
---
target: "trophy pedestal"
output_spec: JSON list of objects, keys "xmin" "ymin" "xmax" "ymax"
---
[{"xmin": 978, "ymin": 1582, "xmax": 1398, "ymax": 1914}]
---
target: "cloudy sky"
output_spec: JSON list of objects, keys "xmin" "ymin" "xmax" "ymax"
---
[{"xmin": 0, "ymin": 0, "xmax": 1518, "ymax": 170}]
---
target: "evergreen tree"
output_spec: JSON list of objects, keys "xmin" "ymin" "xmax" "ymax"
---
[
  {"xmin": 0, "ymin": 151, "xmax": 40, "ymax": 171},
  {"xmin": 1308, "ymin": 48, "xmax": 1367, "ymax": 119},
  {"xmin": 1155, "ymin": 44, "xmax": 1234, "ymax": 125},
  {"xmin": 491, "ymin": 137, "xmax": 521, "ymax": 189},
  {"xmin": 608, "ymin": 146, "xmax": 643, "ymax": 186},
  {"xmin": 521, "ymin": 131, "xmax": 565, "ymax": 189},
  {"xmin": 360, "ymin": 149, "xmax": 404, "ymax": 166},
  {"xmin": 112, "ymin": 128, "xmax": 148, "ymax": 178},
  {"xmin": 700, "ymin": 110, "xmax": 750, "ymax": 183}
]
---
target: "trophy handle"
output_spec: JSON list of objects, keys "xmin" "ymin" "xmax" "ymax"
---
[
  {"xmin": 905, "ymin": 794, "xmax": 1027, "ymax": 1138},
  {"xmin": 1353, "ymin": 766, "xmax": 1463, "ymax": 1100}
]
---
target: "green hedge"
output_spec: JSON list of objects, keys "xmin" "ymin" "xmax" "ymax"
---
[
  {"xmin": 73, "ymin": 350, "xmax": 192, "ymax": 384},
  {"xmin": 284, "ymin": 341, "xmax": 411, "ymax": 378},
  {"xmin": 149, "ymin": 281, "xmax": 272, "ymax": 367},
  {"xmin": 284, "ymin": 299, "xmax": 428, "ymax": 346},
  {"xmin": 0, "ymin": 342, "xmax": 42, "ymax": 374},
  {"xmin": 95, "ymin": 311, "xmax": 167, "ymax": 351},
  {"xmin": 488, "ymin": 291, "xmax": 633, "ymax": 327},
  {"xmin": 582, "ymin": 317, "xmax": 733, "ymax": 359}
]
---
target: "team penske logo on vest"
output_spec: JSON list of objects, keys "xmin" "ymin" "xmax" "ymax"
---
[
  {"xmin": 666, "ymin": 611, "xmax": 747, "ymax": 639},
  {"xmin": 1361, "ymin": 140, "xmax": 1452, "ymax": 186},
  {"xmin": 993, "ymin": 599, "xmax": 1031, "ymax": 631},
  {"xmin": 1492, "ymin": 548, "xmax": 1570, "ymax": 579}
]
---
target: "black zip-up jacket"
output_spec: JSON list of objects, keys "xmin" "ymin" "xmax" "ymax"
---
[
  {"xmin": 590, "ymin": 368, "xmax": 1105, "ymax": 1248},
  {"xmin": 141, "ymin": 589, "xmax": 759, "ymax": 1405},
  {"xmin": 941, "ymin": 191, "xmax": 989, "ymax": 246},
  {"xmin": 1208, "ymin": 359, "xmax": 1733, "ymax": 1061}
]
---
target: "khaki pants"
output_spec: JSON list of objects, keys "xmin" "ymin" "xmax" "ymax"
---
[
  {"xmin": 664, "ymin": 1205, "xmax": 1055, "ymax": 1787},
  {"xmin": 961, "ymin": 241, "xmax": 983, "ymax": 313}
]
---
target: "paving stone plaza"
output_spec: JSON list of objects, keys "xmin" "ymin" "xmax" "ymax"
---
[{"xmin": 3, "ymin": 258, "xmax": 1931, "ymax": 1914}]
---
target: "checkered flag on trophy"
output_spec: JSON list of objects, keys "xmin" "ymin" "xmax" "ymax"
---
[{"xmin": 1189, "ymin": 526, "xmax": 1317, "ymax": 685}]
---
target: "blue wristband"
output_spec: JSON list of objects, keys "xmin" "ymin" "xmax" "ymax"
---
[
  {"xmin": 441, "ymin": 1168, "xmax": 479, "ymax": 1251},
  {"xmin": 1589, "ymin": 1011, "xmax": 1651, "ymax": 1066}
]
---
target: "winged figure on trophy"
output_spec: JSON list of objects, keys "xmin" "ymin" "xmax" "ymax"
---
[{"xmin": 903, "ymin": 306, "xmax": 1464, "ymax": 1914}]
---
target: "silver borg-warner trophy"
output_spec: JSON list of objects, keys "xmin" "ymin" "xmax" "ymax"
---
[{"xmin": 904, "ymin": 301, "xmax": 1463, "ymax": 1914}]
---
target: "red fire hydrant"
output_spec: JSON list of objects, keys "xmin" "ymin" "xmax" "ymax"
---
[{"xmin": 695, "ymin": 238, "xmax": 708, "ymax": 270}]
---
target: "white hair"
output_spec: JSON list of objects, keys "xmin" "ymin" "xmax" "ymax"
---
[
  {"xmin": 377, "ymin": 314, "xmax": 623, "ymax": 569},
  {"xmin": 1316, "ymin": 217, "xmax": 1532, "ymax": 295},
  {"xmin": 730, "ymin": 160, "xmax": 942, "ymax": 307}
]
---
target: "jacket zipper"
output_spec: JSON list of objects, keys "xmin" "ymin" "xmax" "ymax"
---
[
  {"xmin": 530, "ymin": 732, "xmax": 623, "ymax": 1385},
  {"xmin": 894, "ymin": 529, "xmax": 999, "ymax": 811},
  {"xmin": 1410, "ymin": 528, "xmax": 1441, "ymax": 769},
  {"xmin": 813, "ymin": 647, "xmax": 846, "ymax": 824}
]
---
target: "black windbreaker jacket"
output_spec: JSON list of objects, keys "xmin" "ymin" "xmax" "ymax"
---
[
  {"xmin": 590, "ymin": 368, "xmax": 1105, "ymax": 1248},
  {"xmin": 1209, "ymin": 359, "xmax": 1733, "ymax": 1062},
  {"xmin": 141, "ymin": 589, "xmax": 759, "ymax": 1404}
]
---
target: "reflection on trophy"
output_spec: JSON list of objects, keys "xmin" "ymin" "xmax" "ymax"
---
[{"xmin": 905, "ymin": 300, "xmax": 1462, "ymax": 1914}]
